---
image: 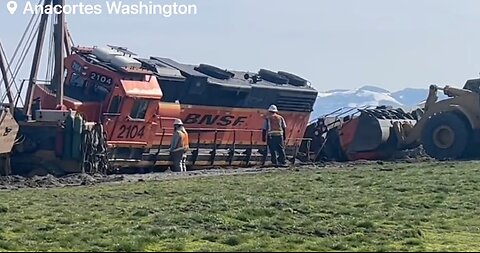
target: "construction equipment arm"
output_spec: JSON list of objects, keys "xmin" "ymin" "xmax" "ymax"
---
[
  {"xmin": 442, "ymin": 85, "xmax": 473, "ymax": 97},
  {"xmin": 424, "ymin": 85, "xmax": 439, "ymax": 111}
]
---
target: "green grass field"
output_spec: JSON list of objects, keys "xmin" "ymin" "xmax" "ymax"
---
[{"xmin": 0, "ymin": 161, "xmax": 479, "ymax": 252}]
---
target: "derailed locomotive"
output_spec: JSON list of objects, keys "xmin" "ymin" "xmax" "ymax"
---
[{"xmin": 11, "ymin": 45, "xmax": 318, "ymax": 175}]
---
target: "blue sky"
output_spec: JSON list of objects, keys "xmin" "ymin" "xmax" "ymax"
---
[{"xmin": 2, "ymin": 0, "xmax": 480, "ymax": 93}]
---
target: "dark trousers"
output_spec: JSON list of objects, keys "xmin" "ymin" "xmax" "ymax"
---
[
  {"xmin": 170, "ymin": 150, "xmax": 187, "ymax": 172},
  {"xmin": 267, "ymin": 135, "xmax": 286, "ymax": 165}
]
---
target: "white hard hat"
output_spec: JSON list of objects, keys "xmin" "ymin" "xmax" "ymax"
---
[
  {"xmin": 268, "ymin": 105, "xmax": 278, "ymax": 112},
  {"xmin": 174, "ymin": 119, "xmax": 183, "ymax": 125}
]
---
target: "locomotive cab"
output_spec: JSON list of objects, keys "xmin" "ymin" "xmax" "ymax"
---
[{"xmin": 102, "ymin": 76, "xmax": 163, "ymax": 149}]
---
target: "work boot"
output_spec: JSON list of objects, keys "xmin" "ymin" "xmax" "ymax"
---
[{"xmin": 270, "ymin": 154, "xmax": 278, "ymax": 166}]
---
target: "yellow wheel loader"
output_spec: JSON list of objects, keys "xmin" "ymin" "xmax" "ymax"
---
[{"xmin": 395, "ymin": 79, "xmax": 480, "ymax": 160}]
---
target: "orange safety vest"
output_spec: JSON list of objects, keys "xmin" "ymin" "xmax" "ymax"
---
[
  {"xmin": 173, "ymin": 129, "xmax": 190, "ymax": 152},
  {"xmin": 266, "ymin": 114, "xmax": 285, "ymax": 136}
]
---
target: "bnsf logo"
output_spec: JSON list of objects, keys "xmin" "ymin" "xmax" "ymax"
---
[{"xmin": 184, "ymin": 114, "xmax": 248, "ymax": 126}]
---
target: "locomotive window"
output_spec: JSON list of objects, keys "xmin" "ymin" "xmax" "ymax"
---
[
  {"xmin": 70, "ymin": 73, "xmax": 88, "ymax": 88},
  {"xmin": 130, "ymin": 99, "xmax": 149, "ymax": 119},
  {"xmin": 109, "ymin": 96, "xmax": 122, "ymax": 113}
]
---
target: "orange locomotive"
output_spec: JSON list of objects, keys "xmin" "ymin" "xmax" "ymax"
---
[{"xmin": 30, "ymin": 46, "xmax": 318, "ymax": 171}]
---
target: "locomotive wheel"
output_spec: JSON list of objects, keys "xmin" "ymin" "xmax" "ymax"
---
[{"xmin": 421, "ymin": 112, "xmax": 470, "ymax": 160}]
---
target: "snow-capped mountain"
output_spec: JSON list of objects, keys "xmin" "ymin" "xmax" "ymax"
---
[
  {"xmin": 311, "ymin": 85, "xmax": 442, "ymax": 119},
  {"xmin": 391, "ymin": 88, "xmax": 433, "ymax": 106}
]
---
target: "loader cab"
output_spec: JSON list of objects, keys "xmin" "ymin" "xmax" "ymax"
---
[{"xmin": 463, "ymin": 78, "xmax": 480, "ymax": 94}]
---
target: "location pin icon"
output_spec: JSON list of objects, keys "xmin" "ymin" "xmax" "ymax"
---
[{"xmin": 7, "ymin": 1, "xmax": 18, "ymax": 15}]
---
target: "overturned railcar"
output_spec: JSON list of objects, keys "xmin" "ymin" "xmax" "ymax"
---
[{"xmin": 302, "ymin": 106, "xmax": 421, "ymax": 162}]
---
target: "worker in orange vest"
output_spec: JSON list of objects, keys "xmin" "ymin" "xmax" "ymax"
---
[
  {"xmin": 262, "ymin": 105, "xmax": 287, "ymax": 166},
  {"xmin": 169, "ymin": 119, "xmax": 189, "ymax": 172}
]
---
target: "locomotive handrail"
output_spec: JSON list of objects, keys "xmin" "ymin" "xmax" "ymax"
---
[
  {"xmin": 309, "ymin": 105, "xmax": 372, "ymax": 125},
  {"xmin": 308, "ymin": 107, "xmax": 345, "ymax": 124},
  {"xmin": 185, "ymin": 127, "xmax": 262, "ymax": 133},
  {"xmin": 152, "ymin": 128, "xmax": 166, "ymax": 165},
  {"xmin": 153, "ymin": 128, "xmax": 262, "ymax": 136},
  {"xmin": 150, "ymin": 126, "xmax": 310, "ymax": 165},
  {"xmin": 103, "ymin": 112, "xmax": 121, "ymax": 117},
  {"xmin": 287, "ymin": 137, "xmax": 312, "ymax": 142},
  {"xmin": 126, "ymin": 116, "xmax": 145, "ymax": 122},
  {"xmin": 108, "ymin": 140, "xmax": 148, "ymax": 146}
]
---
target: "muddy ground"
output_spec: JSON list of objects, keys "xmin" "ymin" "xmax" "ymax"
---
[{"xmin": 0, "ymin": 155, "xmax": 439, "ymax": 190}]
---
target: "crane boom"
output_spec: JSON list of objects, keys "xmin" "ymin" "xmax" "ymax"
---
[
  {"xmin": 0, "ymin": 42, "xmax": 14, "ymax": 113},
  {"xmin": 23, "ymin": 0, "xmax": 52, "ymax": 119},
  {"xmin": 53, "ymin": 0, "xmax": 65, "ymax": 107}
]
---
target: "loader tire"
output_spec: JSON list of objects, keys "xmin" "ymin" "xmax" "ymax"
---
[{"xmin": 421, "ymin": 112, "xmax": 470, "ymax": 160}]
